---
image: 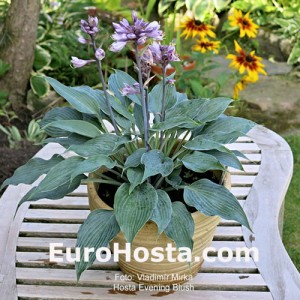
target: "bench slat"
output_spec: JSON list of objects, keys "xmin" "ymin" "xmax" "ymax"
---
[
  {"xmin": 17, "ymin": 237, "xmax": 248, "ymax": 255},
  {"xmin": 225, "ymin": 143, "xmax": 260, "ymax": 152},
  {"xmin": 16, "ymin": 252, "xmax": 258, "ymax": 273},
  {"xmin": 19, "ymin": 223, "xmax": 243, "ymax": 240},
  {"xmin": 16, "ymin": 268, "xmax": 267, "ymax": 290},
  {"xmin": 17, "ymin": 285, "xmax": 273, "ymax": 300}
]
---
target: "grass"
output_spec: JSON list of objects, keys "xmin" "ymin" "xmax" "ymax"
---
[{"xmin": 282, "ymin": 135, "xmax": 300, "ymax": 271}]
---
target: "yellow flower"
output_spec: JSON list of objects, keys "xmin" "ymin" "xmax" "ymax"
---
[
  {"xmin": 228, "ymin": 9, "xmax": 259, "ymax": 38},
  {"xmin": 192, "ymin": 38, "xmax": 221, "ymax": 54},
  {"xmin": 233, "ymin": 76, "xmax": 254, "ymax": 99},
  {"xmin": 226, "ymin": 41, "xmax": 267, "ymax": 82},
  {"xmin": 179, "ymin": 15, "xmax": 216, "ymax": 39}
]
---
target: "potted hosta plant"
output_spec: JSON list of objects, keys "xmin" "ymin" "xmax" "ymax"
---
[{"xmin": 1, "ymin": 11, "xmax": 255, "ymax": 285}]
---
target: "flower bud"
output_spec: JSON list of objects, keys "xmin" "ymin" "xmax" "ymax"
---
[
  {"xmin": 95, "ymin": 48, "xmax": 105, "ymax": 61},
  {"xmin": 71, "ymin": 57, "xmax": 95, "ymax": 68}
]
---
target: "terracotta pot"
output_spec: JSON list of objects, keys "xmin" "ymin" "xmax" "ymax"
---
[{"xmin": 87, "ymin": 171, "xmax": 231, "ymax": 285}]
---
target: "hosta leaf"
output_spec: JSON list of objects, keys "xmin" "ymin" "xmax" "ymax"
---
[
  {"xmin": 184, "ymin": 179, "xmax": 251, "ymax": 230},
  {"xmin": 43, "ymin": 134, "xmax": 90, "ymax": 147},
  {"xmin": 46, "ymin": 77, "xmax": 102, "ymax": 117},
  {"xmin": 44, "ymin": 120, "xmax": 102, "ymax": 138},
  {"xmin": 164, "ymin": 201, "xmax": 194, "ymax": 251},
  {"xmin": 76, "ymin": 210, "xmax": 120, "ymax": 280},
  {"xmin": 165, "ymin": 167, "xmax": 182, "ymax": 190},
  {"xmin": 184, "ymin": 136, "xmax": 231, "ymax": 153},
  {"xmin": 71, "ymin": 155, "xmax": 116, "ymax": 181},
  {"xmin": 30, "ymin": 74, "xmax": 50, "ymax": 98},
  {"xmin": 1, "ymin": 154, "xmax": 64, "ymax": 190},
  {"xmin": 166, "ymin": 99, "xmax": 208, "ymax": 120},
  {"xmin": 151, "ymin": 190, "xmax": 172, "ymax": 235},
  {"xmin": 19, "ymin": 174, "xmax": 85, "ymax": 206},
  {"xmin": 194, "ymin": 97, "xmax": 232, "ymax": 123},
  {"xmin": 205, "ymin": 150, "xmax": 243, "ymax": 171},
  {"xmin": 108, "ymin": 95, "xmax": 134, "ymax": 123},
  {"xmin": 108, "ymin": 70, "xmax": 141, "ymax": 105},
  {"xmin": 133, "ymin": 105, "xmax": 144, "ymax": 133},
  {"xmin": 200, "ymin": 115, "xmax": 256, "ymax": 137},
  {"xmin": 40, "ymin": 107, "xmax": 83, "ymax": 137},
  {"xmin": 69, "ymin": 134, "xmax": 129, "ymax": 157},
  {"xmin": 151, "ymin": 116, "xmax": 201, "ymax": 131},
  {"xmin": 182, "ymin": 151, "xmax": 226, "ymax": 173},
  {"xmin": 34, "ymin": 45, "xmax": 51, "ymax": 71},
  {"xmin": 124, "ymin": 148, "xmax": 147, "ymax": 169},
  {"xmin": 126, "ymin": 167, "xmax": 144, "ymax": 193},
  {"xmin": 114, "ymin": 183, "xmax": 158, "ymax": 243},
  {"xmin": 32, "ymin": 156, "xmax": 84, "ymax": 194},
  {"xmin": 149, "ymin": 77, "xmax": 177, "ymax": 114},
  {"xmin": 141, "ymin": 150, "xmax": 174, "ymax": 182}
]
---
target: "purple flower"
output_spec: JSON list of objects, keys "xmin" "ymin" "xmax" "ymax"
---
[
  {"xmin": 95, "ymin": 48, "xmax": 105, "ymax": 61},
  {"xmin": 71, "ymin": 57, "xmax": 95, "ymax": 68},
  {"xmin": 80, "ymin": 16, "xmax": 99, "ymax": 36},
  {"xmin": 120, "ymin": 83, "xmax": 140, "ymax": 96},
  {"xmin": 140, "ymin": 48, "xmax": 153, "ymax": 79},
  {"xmin": 149, "ymin": 42, "xmax": 180, "ymax": 67},
  {"xmin": 110, "ymin": 10, "xmax": 163, "ymax": 52},
  {"xmin": 167, "ymin": 79, "xmax": 176, "ymax": 85},
  {"xmin": 78, "ymin": 36, "xmax": 92, "ymax": 44}
]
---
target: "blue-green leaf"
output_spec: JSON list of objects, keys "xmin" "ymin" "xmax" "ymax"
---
[
  {"xmin": 114, "ymin": 183, "xmax": 158, "ymax": 243},
  {"xmin": 39, "ymin": 107, "xmax": 83, "ymax": 137},
  {"xmin": 126, "ymin": 167, "xmax": 144, "ymax": 193},
  {"xmin": 19, "ymin": 174, "xmax": 85, "ymax": 205},
  {"xmin": 46, "ymin": 77, "xmax": 101, "ymax": 117},
  {"xmin": 184, "ymin": 136, "xmax": 231, "ymax": 153},
  {"xmin": 32, "ymin": 156, "xmax": 84, "ymax": 195},
  {"xmin": 76, "ymin": 210, "xmax": 120, "ymax": 280},
  {"xmin": 184, "ymin": 179, "xmax": 251, "ymax": 230},
  {"xmin": 149, "ymin": 77, "xmax": 177, "ymax": 114},
  {"xmin": 194, "ymin": 97, "xmax": 232, "ymax": 123},
  {"xmin": 164, "ymin": 201, "xmax": 194, "ymax": 251},
  {"xmin": 141, "ymin": 150, "xmax": 174, "ymax": 182},
  {"xmin": 151, "ymin": 116, "xmax": 201, "ymax": 131},
  {"xmin": 182, "ymin": 151, "xmax": 226, "ymax": 173},
  {"xmin": 108, "ymin": 70, "xmax": 141, "ymax": 105},
  {"xmin": 69, "ymin": 134, "xmax": 129, "ymax": 157},
  {"xmin": 124, "ymin": 148, "xmax": 147, "ymax": 169},
  {"xmin": 205, "ymin": 150, "xmax": 244, "ymax": 171},
  {"xmin": 151, "ymin": 190, "xmax": 172, "ymax": 235},
  {"xmin": 1, "ymin": 154, "xmax": 64, "ymax": 190},
  {"xmin": 44, "ymin": 120, "xmax": 102, "ymax": 138},
  {"xmin": 71, "ymin": 155, "xmax": 117, "ymax": 181}
]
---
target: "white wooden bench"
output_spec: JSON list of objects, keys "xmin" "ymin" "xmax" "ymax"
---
[{"xmin": 0, "ymin": 125, "xmax": 299, "ymax": 299}]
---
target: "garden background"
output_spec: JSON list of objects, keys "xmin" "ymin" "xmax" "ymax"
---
[{"xmin": 0, "ymin": 0, "xmax": 299, "ymax": 270}]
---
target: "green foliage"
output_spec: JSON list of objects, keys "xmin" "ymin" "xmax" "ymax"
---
[
  {"xmin": 2, "ymin": 11, "xmax": 258, "ymax": 281},
  {"xmin": 283, "ymin": 135, "xmax": 300, "ymax": 271},
  {"xmin": 0, "ymin": 124, "xmax": 23, "ymax": 149},
  {"xmin": 75, "ymin": 209, "xmax": 120, "ymax": 280},
  {"xmin": 0, "ymin": 119, "xmax": 47, "ymax": 149}
]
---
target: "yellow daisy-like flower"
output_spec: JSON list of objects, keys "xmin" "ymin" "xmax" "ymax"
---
[
  {"xmin": 226, "ymin": 41, "xmax": 267, "ymax": 82},
  {"xmin": 179, "ymin": 15, "xmax": 216, "ymax": 39},
  {"xmin": 228, "ymin": 9, "xmax": 259, "ymax": 38},
  {"xmin": 233, "ymin": 76, "xmax": 254, "ymax": 99},
  {"xmin": 192, "ymin": 38, "xmax": 221, "ymax": 54}
]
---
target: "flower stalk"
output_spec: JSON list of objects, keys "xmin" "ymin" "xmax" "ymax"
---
[
  {"xmin": 135, "ymin": 44, "xmax": 150, "ymax": 151},
  {"xmin": 91, "ymin": 36, "xmax": 119, "ymax": 135}
]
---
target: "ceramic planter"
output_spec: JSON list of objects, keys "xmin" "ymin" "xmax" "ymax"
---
[{"xmin": 87, "ymin": 172, "xmax": 231, "ymax": 285}]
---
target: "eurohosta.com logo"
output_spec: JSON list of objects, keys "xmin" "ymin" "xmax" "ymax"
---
[{"xmin": 49, "ymin": 242, "xmax": 259, "ymax": 263}]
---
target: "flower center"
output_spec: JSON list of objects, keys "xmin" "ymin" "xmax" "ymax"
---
[
  {"xmin": 242, "ymin": 19, "xmax": 249, "ymax": 26},
  {"xmin": 194, "ymin": 20, "xmax": 202, "ymax": 26},
  {"xmin": 245, "ymin": 55, "xmax": 254, "ymax": 63}
]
